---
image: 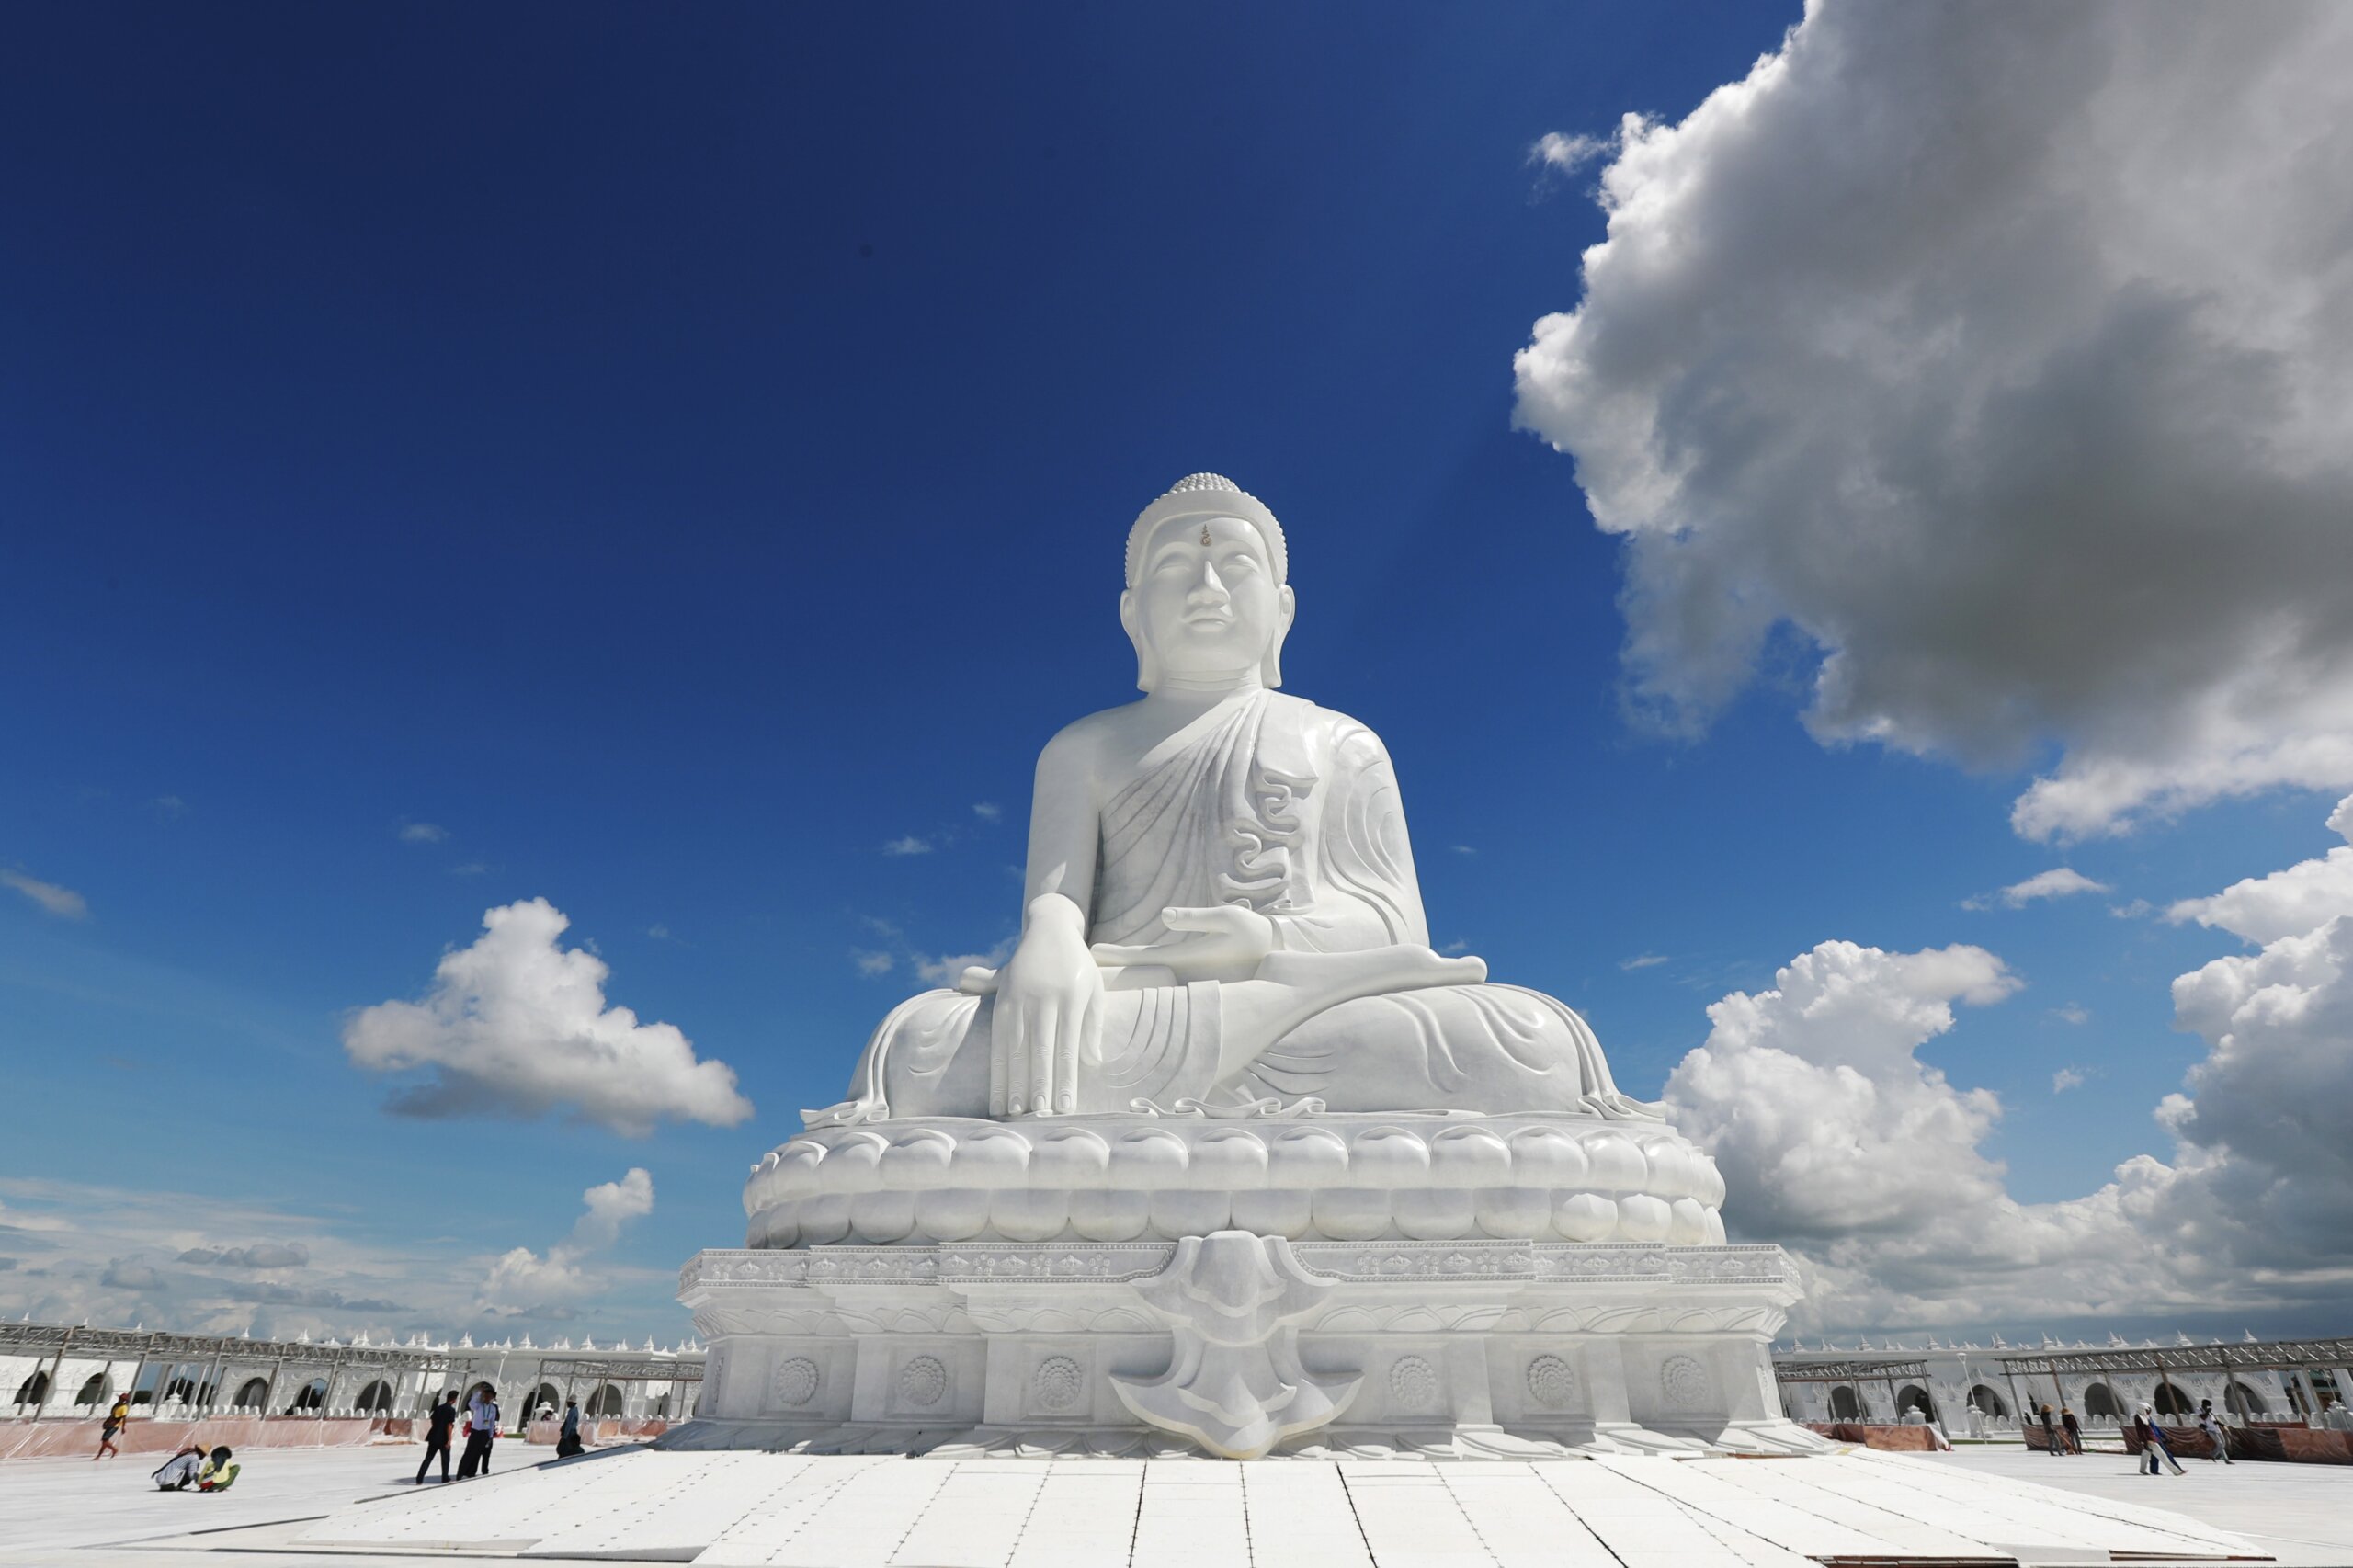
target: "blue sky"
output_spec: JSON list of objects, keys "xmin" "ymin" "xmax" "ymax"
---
[{"xmin": 6, "ymin": 3, "xmax": 2350, "ymax": 1346}]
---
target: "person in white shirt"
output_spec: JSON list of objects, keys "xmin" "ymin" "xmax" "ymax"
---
[{"xmin": 456, "ymin": 1384, "xmax": 500, "ymax": 1480}]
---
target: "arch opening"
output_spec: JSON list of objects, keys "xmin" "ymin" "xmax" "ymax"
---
[
  {"xmin": 2083, "ymin": 1381, "xmax": 2122, "ymax": 1418},
  {"xmin": 585, "ymin": 1383, "xmax": 626, "ymax": 1416},
  {"xmin": 1967, "ymin": 1384, "xmax": 2008, "ymax": 1418},
  {"xmin": 1828, "ymin": 1385, "xmax": 1863, "ymax": 1420}
]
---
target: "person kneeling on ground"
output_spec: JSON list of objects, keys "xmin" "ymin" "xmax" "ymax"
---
[{"xmin": 152, "ymin": 1445, "xmax": 234, "ymax": 1491}]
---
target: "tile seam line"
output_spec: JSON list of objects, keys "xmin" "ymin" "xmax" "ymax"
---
[
  {"xmin": 1608, "ymin": 1455, "xmax": 1922, "ymax": 1559},
  {"xmin": 1798, "ymin": 1459, "xmax": 2147, "ymax": 1553},
  {"xmin": 1334, "ymin": 1464, "xmax": 1384, "ymax": 1568},
  {"xmin": 1529, "ymin": 1460, "xmax": 1637, "ymax": 1568}
]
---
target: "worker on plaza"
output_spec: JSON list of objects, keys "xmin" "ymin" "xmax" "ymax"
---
[
  {"xmin": 95, "ymin": 1392, "xmax": 130, "ymax": 1460},
  {"xmin": 455, "ymin": 1384, "xmax": 499, "ymax": 1479},
  {"xmin": 415, "ymin": 1390, "xmax": 459, "ymax": 1484},
  {"xmin": 2038, "ymin": 1403, "xmax": 2063, "ymax": 1456},
  {"xmin": 2195, "ymin": 1399, "xmax": 2234, "ymax": 1463},
  {"xmin": 2060, "ymin": 1406, "xmax": 2083, "ymax": 1455},
  {"xmin": 556, "ymin": 1397, "xmax": 585, "ymax": 1459}
]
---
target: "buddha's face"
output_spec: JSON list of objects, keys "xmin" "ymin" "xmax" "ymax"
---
[{"xmin": 1123, "ymin": 513, "xmax": 1293, "ymax": 687}]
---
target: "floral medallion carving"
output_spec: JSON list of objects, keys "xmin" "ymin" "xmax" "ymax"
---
[
  {"xmin": 771, "ymin": 1356, "xmax": 820, "ymax": 1408},
  {"xmin": 1386, "ymin": 1355, "xmax": 1439, "ymax": 1413},
  {"xmin": 1525, "ymin": 1354, "xmax": 1576, "ymax": 1409},
  {"xmin": 1030, "ymin": 1355, "xmax": 1085, "ymax": 1413},
  {"xmin": 897, "ymin": 1354, "xmax": 949, "ymax": 1409},
  {"xmin": 1660, "ymin": 1353, "xmax": 1711, "ymax": 1409}
]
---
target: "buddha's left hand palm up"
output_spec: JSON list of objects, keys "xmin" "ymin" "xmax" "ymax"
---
[{"xmin": 1090, "ymin": 903, "xmax": 1276, "ymax": 983}]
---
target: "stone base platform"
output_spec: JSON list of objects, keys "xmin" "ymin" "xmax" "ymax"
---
[
  {"xmin": 678, "ymin": 1233, "xmax": 1818, "ymax": 1460},
  {"xmin": 280, "ymin": 1447, "xmax": 2272, "ymax": 1565}
]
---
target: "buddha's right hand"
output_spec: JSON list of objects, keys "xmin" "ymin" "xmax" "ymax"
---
[{"xmin": 990, "ymin": 894, "xmax": 1104, "ymax": 1117}]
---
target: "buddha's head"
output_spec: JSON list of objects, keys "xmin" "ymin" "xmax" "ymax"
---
[{"xmin": 1120, "ymin": 473, "xmax": 1295, "ymax": 692}]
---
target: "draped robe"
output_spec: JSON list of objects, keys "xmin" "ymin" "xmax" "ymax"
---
[{"xmin": 810, "ymin": 690, "xmax": 1657, "ymax": 1125}]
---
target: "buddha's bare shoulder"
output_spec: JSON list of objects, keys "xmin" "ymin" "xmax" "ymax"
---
[
  {"xmin": 1267, "ymin": 692, "xmax": 1392, "ymax": 764},
  {"xmin": 1033, "ymin": 702, "xmax": 1141, "ymax": 779}
]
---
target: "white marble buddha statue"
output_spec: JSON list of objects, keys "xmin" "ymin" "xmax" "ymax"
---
[{"xmin": 813, "ymin": 473, "xmax": 1659, "ymax": 1126}]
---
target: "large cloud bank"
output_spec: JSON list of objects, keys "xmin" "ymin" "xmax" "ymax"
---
[
  {"xmin": 1515, "ymin": 1, "xmax": 2353, "ymax": 839},
  {"xmin": 344, "ymin": 899, "xmax": 750, "ymax": 1135},
  {"xmin": 1668, "ymin": 794, "xmax": 2353, "ymax": 1329}
]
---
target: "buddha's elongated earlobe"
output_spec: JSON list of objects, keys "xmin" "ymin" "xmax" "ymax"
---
[
  {"xmin": 1120, "ymin": 589, "xmax": 1158, "ymax": 692},
  {"xmin": 1261, "ymin": 585, "xmax": 1296, "ymax": 688}
]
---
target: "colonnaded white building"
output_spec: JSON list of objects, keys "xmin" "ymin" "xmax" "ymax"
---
[
  {"xmin": 1773, "ymin": 1335, "xmax": 2353, "ymax": 1432},
  {"xmin": 2, "ymin": 1318, "xmax": 702, "ymax": 1427}
]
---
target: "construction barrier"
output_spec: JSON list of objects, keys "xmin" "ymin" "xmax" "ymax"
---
[
  {"xmin": 1, "ymin": 1415, "xmax": 414, "ymax": 1461},
  {"xmin": 523, "ymin": 1415, "xmax": 671, "ymax": 1446},
  {"xmin": 1802, "ymin": 1422, "xmax": 1945, "ymax": 1451},
  {"xmin": 2121, "ymin": 1421, "xmax": 2353, "ymax": 1465}
]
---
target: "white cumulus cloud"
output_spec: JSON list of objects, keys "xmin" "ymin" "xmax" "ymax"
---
[
  {"xmin": 1514, "ymin": 2, "xmax": 2353, "ymax": 841},
  {"xmin": 343, "ymin": 899, "xmax": 750, "ymax": 1135},
  {"xmin": 2166, "ymin": 796, "xmax": 2353, "ymax": 944},
  {"xmin": 1666, "ymin": 793, "xmax": 2353, "ymax": 1330},
  {"xmin": 398, "ymin": 822, "xmax": 449, "ymax": 844},
  {"xmin": 1964, "ymin": 867, "xmax": 2111, "ymax": 911},
  {"xmin": 477, "ymin": 1168, "xmax": 654, "ymax": 1317}
]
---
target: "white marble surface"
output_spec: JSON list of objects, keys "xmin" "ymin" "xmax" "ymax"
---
[
  {"xmin": 10, "ymin": 1441, "xmax": 2346, "ymax": 1566},
  {"xmin": 274, "ymin": 1448, "xmax": 2273, "ymax": 1565}
]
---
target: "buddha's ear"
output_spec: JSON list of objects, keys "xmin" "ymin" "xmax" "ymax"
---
[
  {"xmin": 1262, "ymin": 584, "xmax": 1296, "ymax": 689},
  {"xmin": 1120, "ymin": 588, "xmax": 1157, "ymax": 692}
]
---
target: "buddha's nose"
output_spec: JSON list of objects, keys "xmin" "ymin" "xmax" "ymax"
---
[{"xmin": 1187, "ymin": 559, "xmax": 1230, "ymax": 603}]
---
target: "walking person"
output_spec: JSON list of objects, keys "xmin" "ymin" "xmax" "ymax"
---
[
  {"xmin": 2195, "ymin": 1399, "xmax": 2234, "ymax": 1463},
  {"xmin": 2039, "ymin": 1403, "xmax": 2063, "ymax": 1456},
  {"xmin": 95, "ymin": 1393, "xmax": 130, "ymax": 1460},
  {"xmin": 455, "ymin": 1385, "xmax": 498, "ymax": 1480},
  {"xmin": 2060, "ymin": 1406, "xmax": 2083, "ymax": 1456},
  {"xmin": 555, "ymin": 1397, "xmax": 585, "ymax": 1459},
  {"xmin": 2135, "ymin": 1403, "xmax": 2187, "ymax": 1475},
  {"xmin": 415, "ymin": 1391, "xmax": 458, "ymax": 1484}
]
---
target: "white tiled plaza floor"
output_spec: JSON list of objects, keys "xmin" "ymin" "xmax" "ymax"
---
[{"xmin": 1, "ymin": 1440, "xmax": 2344, "ymax": 1567}]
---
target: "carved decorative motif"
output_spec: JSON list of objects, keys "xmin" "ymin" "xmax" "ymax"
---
[
  {"xmin": 897, "ymin": 1355, "xmax": 949, "ymax": 1408},
  {"xmin": 1525, "ymin": 1354, "xmax": 1577, "ymax": 1410},
  {"xmin": 744, "ymin": 1115, "xmax": 1726, "ymax": 1248},
  {"xmin": 1386, "ymin": 1356, "xmax": 1439, "ymax": 1413},
  {"xmin": 1031, "ymin": 1355, "xmax": 1085, "ymax": 1413},
  {"xmin": 1110, "ymin": 1231, "xmax": 1361, "ymax": 1459},
  {"xmin": 771, "ymin": 1357, "xmax": 820, "ymax": 1408},
  {"xmin": 1660, "ymin": 1353, "xmax": 1711, "ymax": 1409}
]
